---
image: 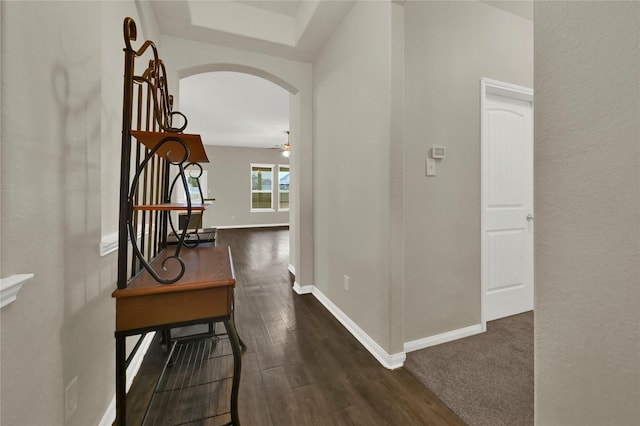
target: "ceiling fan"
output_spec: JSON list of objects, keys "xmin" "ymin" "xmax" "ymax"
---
[{"xmin": 270, "ymin": 130, "xmax": 290, "ymax": 157}]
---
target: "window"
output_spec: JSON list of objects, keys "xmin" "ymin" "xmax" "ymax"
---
[
  {"xmin": 278, "ymin": 165, "xmax": 290, "ymax": 211},
  {"xmin": 177, "ymin": 169, "xmax": 207, "ymax": 204},
  {"xmin": 251, "ymin": 164, "xmax": 274, "ymax": 211}
]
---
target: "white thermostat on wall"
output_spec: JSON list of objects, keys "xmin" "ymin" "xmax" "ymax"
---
[{"xmin": 431, "ymin": 146, "xmax": 446, "ymax": 159}]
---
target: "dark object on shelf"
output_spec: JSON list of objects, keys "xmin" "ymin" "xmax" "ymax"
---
[
  {"xmin": 179, "ymin": 212, "xmax": 203, "ymax": 230},
  {"xmin": 167, "ymin": 228, "xmax": 218, "ymax": 245}
]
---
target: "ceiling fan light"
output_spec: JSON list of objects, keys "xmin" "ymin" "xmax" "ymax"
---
[{"xmin": 280, "ymin": 130, "xmax": 291, "ymax": 157}]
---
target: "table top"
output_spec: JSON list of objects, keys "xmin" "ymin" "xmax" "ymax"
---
[{"xmin": 112, "ymin": 244, "xmax": 235, "ymax": 299}]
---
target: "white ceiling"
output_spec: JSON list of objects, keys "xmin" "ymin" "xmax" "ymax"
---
[
  {"xmin": 152, "ymin": 0, "xmax": 532, "ymax": 148},
  {"xmin": 150, "ymin": 0, "xmax": 354, "ymax": 148},
  {"xmin": 150, "ymin": 0, "xmax": 355, "ymax": 62},
  {"xmin": 235, "ymin": 0, "xmax": 302, "ymax": 17},
  {"xmin": 179, "ymin": 71, "xmax": 290, "ymax": 148}
]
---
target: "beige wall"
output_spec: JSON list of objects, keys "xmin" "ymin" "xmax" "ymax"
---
[
  {"xmin": 388, "ymin": 1, "xmax": 406, "ymax": 355},
  {"xmin": 402, "ymin": 1, "xmax": 533, "ymax": 342},
  {"xmin": 200, "ymin": 145, "xmax": 290, "ymax": 228},
  {"xmin": 313, "ymin": 1, "xmax": 394, "ymax": 352},
  {"xmin": 534, "ymin": 2, "xmax": 640, "ymax": 424},
  {"xmin": 1, "ymin": 2, "xmax": 159, "ymax": 424},
  {"xmin": 1, "ymin": 3, "xmax": 105, "ymax": 424}
]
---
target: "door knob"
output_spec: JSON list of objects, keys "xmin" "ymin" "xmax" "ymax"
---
[{"xmin": 526, "ymin": 214, "xmax": 534, "ymax": 221}]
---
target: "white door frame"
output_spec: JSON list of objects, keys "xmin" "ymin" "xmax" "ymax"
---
[{"xmin": 480, "ymin": 78, "xmax": 534, "ymax": 331}]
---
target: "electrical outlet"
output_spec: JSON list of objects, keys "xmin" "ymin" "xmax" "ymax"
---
[
  {"xmin": 65, "ymin": 377, "xmax": 78, "ymax": 421},
  {"xmin": 344, "ymin": 275, "xmax": 350, "ymax": 292}
]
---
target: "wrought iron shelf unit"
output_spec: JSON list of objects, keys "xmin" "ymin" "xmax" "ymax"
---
[{"xmin": 112, "ymin": 17, "xmax": 243, "ymax": 426}]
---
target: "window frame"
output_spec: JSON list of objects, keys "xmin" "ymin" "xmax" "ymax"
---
[
  {"xmin": 277, "ymin": 164, "xmax": 290, "ymax": 212},
  {"xmin": 176, "ymin": 168, "xmax": 207, "ymax": 204},
  {"xmin": 250, "ymin": 163, "xmax": 275, "ymax": 212}
]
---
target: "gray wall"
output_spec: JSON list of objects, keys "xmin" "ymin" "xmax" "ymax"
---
[
  {"xmin": 313, "ymin": 1, "xmax": 393, "ymax": 352},
  {"xmin": 534, "ymin": 2, "xmax": 640, "ymax": 424},
  {"xmin": 200, "ymin": 145, "xmax": 290, "ymax": 228},
  {"xmin": 403, "ymin": 1, "xmax": 533, "ymax": 341},
  {"xmin": 0, "ymin": 2, "xmax": 157, "ymax": 424}
]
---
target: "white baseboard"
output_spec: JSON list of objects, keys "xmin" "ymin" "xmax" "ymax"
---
[
  {"xmin": 288, "ymin": 264, "xmax": 296, "ymax": 275},
  {"xmin": 215, "ymin": 223, "xmax": 289, "ymax": 230},
  {"xmin": 404, "ymin": 324, "xmax": 484, "ymax": 353},
  {"xmin": 100, "ymin": 227, "xmax": 148, "ymax": 257},
  {"xmin": 292, "ymin": 281, "xmax": 313, "ymax": 295},
  {"xmin": 299, "ymin": 285, "xmax": 405, "ymax": 369},
  {"xmin": 99, "ymin": 232, "xmax": 119, "ymax": 257},
  {"xmin": 98, "ymin": 332, "xmax": 156, "ymax": 426},
  {"xmin": 296, "ymin": 282, "xmax": 482, "ymax": 361}
]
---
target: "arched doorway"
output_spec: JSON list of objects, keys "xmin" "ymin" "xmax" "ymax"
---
[
  {"xmin": 175, "ymin": 65, "xmax": 307, "ymax": 285},
  {"xmin": 178, "ymin": 70, "xmax": 291, "ymax": 229}
]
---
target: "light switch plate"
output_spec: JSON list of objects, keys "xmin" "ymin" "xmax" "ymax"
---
[{"xmin": 426, "ymin": 158, "xmax": 436, "ymax": 176}]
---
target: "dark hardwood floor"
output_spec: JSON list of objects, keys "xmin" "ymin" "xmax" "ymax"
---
[{"xmin": 125, "ymin": 227, "xmax": 464, "ymax": 425}]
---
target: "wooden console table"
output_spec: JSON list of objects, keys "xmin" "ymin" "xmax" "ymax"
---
[{"xmin": 112, "ymin": 245, "xmax": 243, "ymax": 425}]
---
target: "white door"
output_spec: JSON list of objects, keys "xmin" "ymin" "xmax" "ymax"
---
[{"xmin": 481, "ymin": 79, "xmax": 534, "ymax": 326}]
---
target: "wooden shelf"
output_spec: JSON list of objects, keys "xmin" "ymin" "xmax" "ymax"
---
[
  {"xmin": 131, "ymin": 130, "xmax": 209, "ymax": 163},
  {"xmin": 133, "ymin": 202, "xmax": 212, "ymax": 211},
  {"xmin": 112, "ymin": 244, "xmax": 235, "ymax": 333}
]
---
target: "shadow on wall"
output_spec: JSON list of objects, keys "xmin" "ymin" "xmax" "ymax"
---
[{"xmin": 51, "ymin": 29, "xmax": 119, "ymax": 424}]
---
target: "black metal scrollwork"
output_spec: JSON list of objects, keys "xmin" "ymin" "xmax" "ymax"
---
[
  {"xmin": 127, "ymin": 137, "xmax": 192, "ymax": 284},
  {"xmin": 118, "ymin": 17, "xmax": 203, "ymax": 288},
  {"xmin": 124, "ymin": 18, "xmax": 185, "ymax": 133},
  {"xmin": 167, "ymin": 163, "xmax": 205, "ymax": 249}
]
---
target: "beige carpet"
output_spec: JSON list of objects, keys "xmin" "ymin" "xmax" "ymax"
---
[{"xmin": 404, "ymin": 312, "xmax": 533, "ymax": 426}]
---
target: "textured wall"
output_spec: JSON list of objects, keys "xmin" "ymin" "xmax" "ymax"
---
[
  {"xmin": 0, "ymin": 2, "xmax": 157, "ymax": 424},
  {"xmin": 534, "ymin": 2, "xmax": 640, "ymax": 424},
  {"xmin": 403, "ymin": 1, "xmax": 533, "ymax": 342}
]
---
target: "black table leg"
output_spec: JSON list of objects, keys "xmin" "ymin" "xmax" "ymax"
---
[
  {"xmin": 223, "ymin": 319, "xmax": 242, "ymax": 425},
  {"xmin": 115, "ymin": 333, "xmax": 126, "ymax": 426},
  {"xmin": 232, "ymin": 312, "xmax": 247, "ymax": 351},
  {"xmin": 231, "ymin": 293, "xmax": 247, "ymax": 351}
]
